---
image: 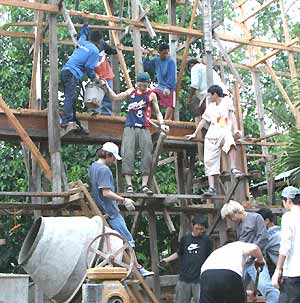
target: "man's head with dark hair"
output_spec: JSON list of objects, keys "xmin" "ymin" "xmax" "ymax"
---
[
  {"xmin": 89, "ymin": 30, "xmax": 102, "ymax": 45},
  {"xmin": 192, "ymin": 215, "xmax": 207, "ymax": 227},
  {"xmin": 187, "ymin": 59, "xmax": 199, "ymax": 70},
  {"xmin": 257, "ymin": 208, "xmax": 275, "ymax": 228},
  {"xmin": 207, "ymin": 85, "xmax": 226, "ymax": 98},
  {"xmin": 158, "ymin": 42, "xmax": 170, "ymax": 60},
  {"xmin": 191, "ymin": 216, "xmax": 207, "ymax": 237}
]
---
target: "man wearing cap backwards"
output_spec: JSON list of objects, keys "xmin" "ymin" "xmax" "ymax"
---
[
  {"xmin": 186, "ymin": 84, "xmax": 243, "ymax": 196},
  {"xmin": 60, "ymin": 22, "xmax": 100, "ymax": 130},
  {"xmin": 143, "ymin": 42, "xmax": 177, "ymax": 120},
  {"xmin": 105, "ymin": 71, "xmax": 169, "ymax": 194},
  {"xmin": 89, "ymin": 142, "xmax": 154, "ymax": 277},
  {"xmin": 272, "ymin": 186, "xmax": 300, "ymax": 303}
]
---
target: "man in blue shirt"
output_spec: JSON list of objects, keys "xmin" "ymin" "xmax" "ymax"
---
[
  {"xmin": 143, "ymin": 43, "xmax": 177, "ymax": 120},
  {"xmin": 89, "ymin": 142, "xmax": 154, "ymax": 277},
  {"xmin": 61, "ymin": 23, "xmax": 100, "ymax": 130}
]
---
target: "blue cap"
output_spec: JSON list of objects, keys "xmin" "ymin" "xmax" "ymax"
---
[{"xmin": 136, "ymin": 72, "xmax": 150, "ymax": 82}]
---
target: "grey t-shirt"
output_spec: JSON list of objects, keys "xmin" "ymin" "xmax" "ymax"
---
[
  {"xmin": 236, "ymin": 212, "xmax": 267, "ymax": 250},
  {"xmin": 89, "ymin": 162, "xmax": 120, "ymax": 218}
]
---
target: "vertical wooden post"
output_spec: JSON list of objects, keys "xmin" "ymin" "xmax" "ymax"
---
[
  {"xmin": 202, "ymin": 0, "xmax": 213, "ymax": 87},
  {"xmin": 148, "ymin": 210, "xmax": 160, "ymax": 298},
  {"xmin": 238, "ymin": 3, "xmax": 274, "ymax": 203},
  {"xmin": 175, "ymin": 151, "xmax": 188, "ymax": 240},
  {"xmin": 168, "ymin": 0, "xmax": 179, "ymax": 120},
  {"xmin": 108, "ymin": 0, "xmax": 121, "ymax": 115},
  {"xmin": 48, "ymin": 0, "xmax": 62, "ymax": 200},
  {"xmin": 232, "ymin": 82, "xmax": 249, "ymax": 202},
  {"xmin": 175, "ymin": 0, "xmax": 198, "ymax": 105},
  {"xmin": 132, "ymin": 0, "xmax": 143, "ymax": 73}
]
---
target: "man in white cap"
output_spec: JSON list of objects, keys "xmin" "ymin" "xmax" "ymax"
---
[
  {"xmin": 89, "ymin": 142, "xmax": 154, "ymax": 276},
  {"xmin": 272, "ymin": 186, "xmax": 300, "ymax": 303}
]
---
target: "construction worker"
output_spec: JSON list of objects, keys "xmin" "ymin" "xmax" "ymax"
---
[
  {"xmin": 200, "ymin": 241, "xmax": 265, "ymax": 303},
  {"xmin": 89, "ymin": 142, "xmax": 154, "ymax": 277},
  {"xmin": 105, "ymin": 71, "xmax": 169, "ymax": 194},
  {"xmin": 60, "ymin": 22, "xmax": 100, "ymax": 131},
  {"xmin": 257, "ymin": 208, "xmax": 281, "ymax": 266},
  {"xmin": 186, "ymin": 85, "xmax": 243, "ymax": 196},
  {"xmin": 143, "ymin": 42, "xmax": 177, "ymax": 120},
  {"xmin": 272, "ymin": 186, "xmax": 300, "ymax": 303},
  {"xmin": 160, "ymin": 216, "xmax": 212, "ymax": 303},
  {"xmin": 221, "ymin": 200, "xmax": 280, "ymax": 303}
]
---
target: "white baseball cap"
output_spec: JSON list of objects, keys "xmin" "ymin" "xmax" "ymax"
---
[
  {"xmin": 282, "ymin": 186, "xmax": 300, "ymax": 199},
  {"xmin": 102, "ymin": 142, "xmax": 122, "ymax": 160}
]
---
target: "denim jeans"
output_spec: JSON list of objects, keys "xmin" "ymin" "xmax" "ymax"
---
[
  {"xmin": 95, "ymin": 79, "xmax": 113, "ymax": 115},
  {"xmin": 61, "ymin": 69, "xmax": 80, "ymax": 124},
  {"xmin": 279, "ymin": 277, "xmax": 300, "ymax": 303},
  {"xmin": 244, "ymin": 263, "xmax": 279, "ymax": 303},
  {"xmin": 108, "ymin": 213, "xmax": 135, "ymax": 248}
]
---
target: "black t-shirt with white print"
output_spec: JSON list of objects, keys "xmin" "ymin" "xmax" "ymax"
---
[{"xmin": 178, "ymin": 233, "xmax": 212, "ymax": 283}]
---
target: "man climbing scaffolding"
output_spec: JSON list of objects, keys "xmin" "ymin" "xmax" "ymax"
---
[{"xmin": 60, "ymin": 22, "xmax": 100, "ymax": 133}]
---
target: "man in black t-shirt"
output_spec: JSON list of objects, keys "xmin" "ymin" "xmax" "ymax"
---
[{"xmin": 161, "ymin": 216, "xmax": 212, "ymax": 303}]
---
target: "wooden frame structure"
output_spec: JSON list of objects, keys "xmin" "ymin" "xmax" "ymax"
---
[{"xmin": 0, "ymin": 0, "xmax": 298, "ymax": 301}]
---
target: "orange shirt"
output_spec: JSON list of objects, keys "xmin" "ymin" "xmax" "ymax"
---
[{"xmin": 94, "ymin": 57, "xmax": 114, "ymax": 80}]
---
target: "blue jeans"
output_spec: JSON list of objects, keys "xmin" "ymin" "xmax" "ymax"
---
[
  {"xmin": 244, "ymin": 263, "xmax": 279, "ymax": 303},
  {"xmin": 61, "ymin": 69, "xmax": 80, "ymax": 124},
  {"xmin": 95, "ymin": 79, "xmax": 112, "ymax": 115},
  {"xmin": 108, "ymin": 213, "xmax": 135, "ymax": 248}
]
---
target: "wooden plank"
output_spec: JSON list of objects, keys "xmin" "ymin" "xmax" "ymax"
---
[
  {"xmin": 157, "ymin": 156, "xmax": 175, "ymax": 166},
  {"xmin": 0, "ymin": 0, "xmax": 297, "ymax": 51},
  {"xmin": 148, "ymin": 210, "xmax": 160, "ymax": 298},
  {"xmin": 0, "ymin": 201, "xmax": 73, "ymax": 210},
  {"xmin": 132, "ymin": 0, "xmax": 143, "ymax": 74},
  {"xmin": 29, "ymin": 10, "xmax": 44, "ymax": 107},
  {"xmin": 48, "ymin": 0, "xmax": 62, "ymax": 198},
  {"xmin": 239, "ymin": 0, "xmax": 278, "ymax": 23},
  {"xmin": 102, "ymin": 0, "xmax": 132, "ymax": 88},
  {"xmin": 214, "ymin": 32, "xmax": 246, "ymax": 89},
  {"xmin": 175, "ymin": 0, "xmax": 198, "ymax": 104},
  {"xmin": 138, "ymin": 1, "xmax": 156, "ymax": 38},
  {"xmin": 263, "ymin": 57, "xmax": 300, "ymax": 127},
  {"xmin": 0, "ymin": 191, "xmax": 74, "ymax": 197},
  {"xmin": 0, "ymin": 96, "xmax": 52, "ymax": 180},
  {"xmin": 250, "ymin": 38, "xmax": 299, "ymax": 67},
  {"xmin": 163, "ymin": 208, "xmax": 176, "ymax": 233}
]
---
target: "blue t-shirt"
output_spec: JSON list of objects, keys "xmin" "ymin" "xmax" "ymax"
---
[
  {"xmin": 62, "ymin": 24, "xmax": 99, "ymax": 80},
  {"xmin": 125, "ymin": 89, "xmax": 152, "ymax": 128},
  {"xmin": 89, "ymin": 162, "xmax": 120, "ymax": 218},
  {"xmin": 143, "ymin": 56, "xmax": 176, "ymax": 90}
]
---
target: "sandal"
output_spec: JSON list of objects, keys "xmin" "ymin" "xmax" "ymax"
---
[
  {"xmin": 231, "ymin": 168, "xmax": 244, "ymax": 178},
  {"xmin": 141, "ymin": 185, "xmax": 153, "ymax": 195},
  {"xmin": 126, "ymin": 185, "xmax": 134, "ymax": 193}
]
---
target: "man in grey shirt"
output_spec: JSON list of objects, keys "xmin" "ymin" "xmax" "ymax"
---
[{"xmin": 221, "ymin": 200, "xmax": 279, "ymax": 303}]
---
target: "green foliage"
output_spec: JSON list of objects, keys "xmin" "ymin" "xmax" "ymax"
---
[{"xmin": 272, "ymin": 130, "xmax": 300, "ymax": 186}]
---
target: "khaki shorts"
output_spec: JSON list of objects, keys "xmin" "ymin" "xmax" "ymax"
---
[
  {"xmin": 121, "ymin": 127, "xmax": 153, "ymax": 176},
  {"xmin": 204, "ymin": 133, "xmax": 235, "ymax": 176}
]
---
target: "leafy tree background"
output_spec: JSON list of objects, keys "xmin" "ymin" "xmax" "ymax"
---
[{"xmin": 0, "ymin": 0, "xmax": 299, "ymax": 272}]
